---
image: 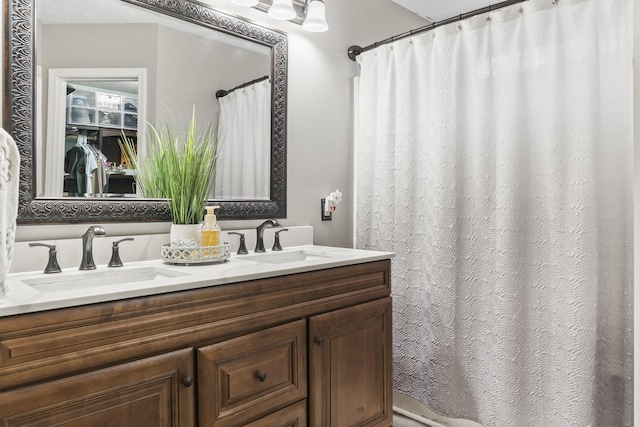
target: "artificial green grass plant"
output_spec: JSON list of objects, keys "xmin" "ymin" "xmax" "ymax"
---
[{"xmin": 120, "ymin": 107, "xmax": 218, "ymax": 225}]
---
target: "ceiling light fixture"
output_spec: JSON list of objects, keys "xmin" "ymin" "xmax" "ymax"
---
[
  {"xmin": 301, "ymin": 0, "xmax": 327, "ymax": 32},
  {"xmin": 268, "ymin": 0, "xmax": 297, "ymax": 20},
  {"xmin": 232, "ymin": 0, "xmax": 328, "ymax": 32}
]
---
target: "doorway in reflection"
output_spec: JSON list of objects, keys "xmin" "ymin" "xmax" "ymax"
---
[{"xmin": 63, "ymin": 81, "xmax": 139, "ymax": 198}]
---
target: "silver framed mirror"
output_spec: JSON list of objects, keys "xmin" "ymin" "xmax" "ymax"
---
[{"xmin": 5, "ymin": 0, "xmax": 287, "ymax": 224}]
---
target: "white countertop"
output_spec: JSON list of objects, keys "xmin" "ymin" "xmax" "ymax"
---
[{"xmin": 0, "ymin": 245, "xmax": 394, "ymax": 317}]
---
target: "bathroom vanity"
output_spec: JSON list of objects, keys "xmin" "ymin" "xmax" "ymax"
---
[{"xmin": 0, "ymin": 247, "xmax": 393, "ymax": 426}]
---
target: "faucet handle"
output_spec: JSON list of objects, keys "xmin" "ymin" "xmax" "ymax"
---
[
  {"xmin": 29, "ymin": 243, "xmax": 62, "ymax": 274},
  {"xmin": 228, "ymin": 232, "xmax": 248, "ymax": 255},
  {"xmin": 108, "ymin": 238, "xmax": 134, "ymax": 268},
  {"xmin": 272, "ymin": 229, "xmax": 288, "ymax": 251}
]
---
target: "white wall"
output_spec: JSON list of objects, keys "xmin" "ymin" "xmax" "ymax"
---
[{"xmin": 11, "ymin": 0, "xmax": 426, "ymax": 245}]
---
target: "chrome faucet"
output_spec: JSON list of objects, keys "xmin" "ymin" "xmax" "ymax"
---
[
  {"xmin": 254, "ymin": 219, "xmax": 281, "ymax": 253},
  {"xmin": 80, "ymin": 225, "xmax": 106, "ymax": 270}
]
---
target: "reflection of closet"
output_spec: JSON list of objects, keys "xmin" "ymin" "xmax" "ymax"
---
[
  {"xmin": 64, "ymin": 85, "xmax": 138, "ymax": 197},
  {"xmin": 63, "ymin": 128, "xmax": 101, "ymax": 196}
]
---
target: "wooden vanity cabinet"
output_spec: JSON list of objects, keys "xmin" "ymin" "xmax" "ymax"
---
[{"xmin": 0, "ymin": 260, "xmax": 392, "ymax": 427}]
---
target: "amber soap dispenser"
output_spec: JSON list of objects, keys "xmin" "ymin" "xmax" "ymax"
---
[{"xmin": 201, "ymin": 205, "xmax": 221, "ymax": 247}]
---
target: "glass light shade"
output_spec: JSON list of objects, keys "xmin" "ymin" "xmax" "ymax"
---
[
  {"xmin": 302, "ymin": 0, "xmax": 328, "ymax": 32},
  {"xmin": 268, "ymin": 0, "xmax": 296, "ymax": 20},
  {"xmin": 231, "ymin": 0, "xmax": 259, "ymax": 6}
]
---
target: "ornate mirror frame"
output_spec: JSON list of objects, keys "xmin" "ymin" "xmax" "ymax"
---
[{"xmin": 4, "ymin": 0, "xmax": 287, "ymax": 224}]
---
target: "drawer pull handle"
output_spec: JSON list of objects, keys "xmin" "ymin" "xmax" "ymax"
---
[
  {"xmin": 314, "ymin": 337, "xmax": 323, "ymax": 345},
  {"xmin": 182, "ymin": 377, "xmax": 194, "ymax": 388},
  {"xmin": 257, "ymin": 372, "xmax": 267, "ymax": 382}
]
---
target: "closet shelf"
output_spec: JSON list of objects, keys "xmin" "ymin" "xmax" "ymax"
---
[{"xmin": 67, "ymin": 89, "xmax": 138, "ymax": 131}]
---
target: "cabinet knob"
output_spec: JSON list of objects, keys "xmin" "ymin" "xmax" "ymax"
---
[
  {"xmin": 182, "ymin": 377, "xmax": 194, "ymax": 388},
  {"xmin": 257, "ymin": 372, "xmax": 267, "ymax": 382},
  {"xmin": 314, "ymin": 337, "xmax": 323, "ymax": 345}
]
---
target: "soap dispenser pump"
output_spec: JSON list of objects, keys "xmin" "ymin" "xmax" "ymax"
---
[{"xmin": 201, "ymin": 205, "xmax": 221, "ymax": 247}]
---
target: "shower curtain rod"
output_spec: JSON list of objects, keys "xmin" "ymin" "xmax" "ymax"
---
[
  {"xmin": 348, "ymin": 0, "xmax": 534, "ymax": 61},
  {"xmin": 215, "ymin": 75, "xmax": 269, "ymax": 99}
]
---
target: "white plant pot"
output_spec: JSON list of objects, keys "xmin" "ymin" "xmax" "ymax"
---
[{"xmin": 170, "ymin": 223, "xmax": 202, "ymax": 248}]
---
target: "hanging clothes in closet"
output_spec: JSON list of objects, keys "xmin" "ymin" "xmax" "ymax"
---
[
  {"xmin": 86, "ymin": 142, "xmax": 107, "ymax": 195},
  {"xmin": 64, "ymin": 135, "xmax": 85, "ymax": 195},
  {"xmin": 63, "ymin": 134, "xmax": 107, "ymax": 196}
]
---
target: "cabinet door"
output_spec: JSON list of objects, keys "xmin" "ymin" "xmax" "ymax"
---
[
  {"xmin": 309, "ymin": 298, "xmax": 392, "ymax": 427},
  {"xmin": 0, "ymin": 348, "xmax": 195, "ymax": 427}
]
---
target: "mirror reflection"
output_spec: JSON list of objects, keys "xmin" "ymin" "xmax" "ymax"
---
[
  {"xmin": 45, "ymin": 75, "xmax": 142, "ymax": 198},
  {"xmin": 36, "ymin": 0, "xmax": 273, "ymax": 201}
]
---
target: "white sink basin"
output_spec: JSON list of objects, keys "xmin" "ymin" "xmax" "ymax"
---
[
  {"xmin": 243, "ymin": 249, "xmax": 347, "ymax": 265},
  {"xmin": 21, "ymin": 266, "xmax": 188, "ymax": 293}
]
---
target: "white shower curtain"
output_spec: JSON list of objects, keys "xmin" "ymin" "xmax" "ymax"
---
[
  {"xmin": 214, "ymin": 79, "xmax": 271, "ymax": 200},
  {"xmin": 355, "ymin": 1, "xmax": 633, "ymax": 426}
]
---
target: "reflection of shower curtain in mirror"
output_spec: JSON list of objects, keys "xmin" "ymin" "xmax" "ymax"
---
[{"xmin": 214, "ymin": 80, "xmax": 271, "ymax": 200}]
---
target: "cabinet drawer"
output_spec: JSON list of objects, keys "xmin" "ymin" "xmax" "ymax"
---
[
  {"xmin": 198, "ymin": 320, "xmax": 307, "ymax": 427},
  {"xmin": 244, "ymin": 400, "xmax": 307, "ymax": 427}
]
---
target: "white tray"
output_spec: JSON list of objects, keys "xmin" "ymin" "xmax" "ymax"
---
[{"xmin": 161, "ymin": 243, "xmax": 230, "ymax": 265}]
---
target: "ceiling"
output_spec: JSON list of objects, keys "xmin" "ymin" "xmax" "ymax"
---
[{"xmin": 390, "ymin": 0, "xmax": 494, "ymax": 22}]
